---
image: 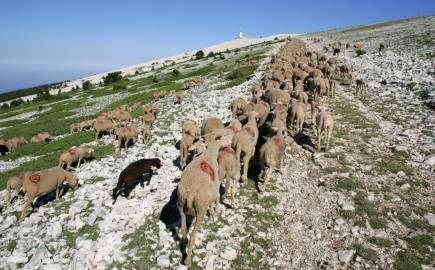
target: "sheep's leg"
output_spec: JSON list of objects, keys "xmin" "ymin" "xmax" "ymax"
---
[
  {"xmin": 178, "ymin": 202, "xmax": 187, "ymax": 242},
  {"xmin": 230, "ymin": 178, "xmax": 236, "ymax": 207},
  {"xmin": 326, "ymin": 126, "xmax": 332, "ymax": 151},
  {"xmin": 77, "ymin": 158, "xmax": 81, "ymax": 168},
  {"xmin": 19, "ymin": 199, "xmax": 32, "ymax": 222},
  {"xmin": 56, "ymin": 184, "xmax": 60, "ymax": 200},
  {"xmin": 184, "ymin": 213, "xmax": 204, "ymax": 267},
  {"xmin": 241, "ymin": 152, "xmax": 251, "ymax": 185},
  {"xmin": 263, "ymin": 167, "xmax": 271, "ymax": 189},
  {"xmin": 317, "ymin": 129, "xmax": 322, "ymax": 151},
  {"xmin": 224, "ymin": 176, "xmax": 231, "ymax": 199}
]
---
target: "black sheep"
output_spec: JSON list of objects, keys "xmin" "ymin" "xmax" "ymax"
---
[
  {"xmin": 112, "ymin": 158, "xmax": 162, "ymax": 203},
  {"xmin": 0, "ymin": 144, "xmax": 9, "ymax": 156}
]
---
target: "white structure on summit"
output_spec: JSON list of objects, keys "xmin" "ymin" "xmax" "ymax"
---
[{"xmin": 239, "ymin": 30, "xmax": 243, "ymax": 39}]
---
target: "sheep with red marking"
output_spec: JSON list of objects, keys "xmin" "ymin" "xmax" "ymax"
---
[{"xmin": 177, "ymin": 135, "xmax": 223, "ymax": 267}]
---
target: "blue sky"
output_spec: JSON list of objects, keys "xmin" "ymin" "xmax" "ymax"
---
[{"xmin": 0, "ymin": 0, "xmax": 433, "ymax": 93}]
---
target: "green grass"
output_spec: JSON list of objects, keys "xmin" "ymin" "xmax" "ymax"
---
[
  {"xmin": 0, "ymin": 119, "xmax": 27, "ymax": 128},
  {"xmin": 406, "ymin": 234, "xmax": 433, "ymax": 255},
  {"xmin": 370, "ymin": 237, "xmax": 394, "ymax": 248},
  {"xmin": 335, "ymin": 177, "xmax": 361, "ymax": 191},
  {"xmin": 394, "ymin": 250, "xmax": 425, "ymax": 270},
  {"xmin": 355, "ymin": 191, "xmax": 379, "ymax": 217},
  {"xmin": 397, "ymin": 211, "xmax": 434, "ymax": 232},
  {"xmin": 369, "ymin": 217, "xmax": 388, "ymax": 229},
  {"xmin": 354, "ymin": 243, "xmax": 378, "ymax": 261},
  {"xmin": 7, "ymin": 239, "xmax": 17, "ymax": 252}
]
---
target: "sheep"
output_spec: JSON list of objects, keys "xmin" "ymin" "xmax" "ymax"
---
[
  {"xmin": 94, "ymin": 118, "xmax": 115, "ymax": 140},
  {"xmin": 218, "ymin": 147, "xmax": 240, "ymax": 207},
  {"xmin": 252, "ymin": 84, "xmax": 265, "ymax": 103},
  {"xmin": 355, "ymin": 79, "xmax": 367, "ymax": 95},
  {"xmin": 6, "ymin": 136, "xmax": 28, "ymax": 151},
  {"xmin": 232, "ymin": 111, "xmax": 259, "ymax": 184},
  {"xmin": 316, "ymin": 110, "xmax": 334, "ymax": 151},
  {"xmin": 180, "ymin": 133, "xmax": 198, "ymax": 169},
  {"xmin": 288, "ymin": 102, "xmax": 307, "ymax": 133},
  {"xmin": 259, "ymin": 131, "xmax": 286, "ymax": 190},
  {"xmin": 268, "ymin": 89, "xmax": 291, "ymax": 107},
  {"xmin": 254, "ymin": 101, "xmax": 270, "ymax": 127},
  {"xmin": 115, "ymin": 124, "xmax": 139, "ymax": 152},
  {"xmin": 201, "ymin": 117, "xmax": 224, "ymax": 136},
  {"xmin": 310, "ymin": 100, "xmax": 320, "ymax": 133},
  {"xmin": 175, "ymin": 92, "xmax": 185, "ymax": 104},
  {"xmin": 79, "ymin": 119, "xmax": 95, "ymax": 131},
  {"xmin": 31, "ymin": 132, "xmax": 52, "ymax": 143},
  {"xmin": 177, "ymin": 139, "xmax": 222, "ymax": 267},
  {"xmin": 58, "ymin": 147, "xmax": 95, "ymax": 169},
  {"xmin": 70, "ymin": 123, "xmax": 81, "ymax": 133},
  {"xmin": 0, "ymin": 144, "xmax": 8, "ymax": 156},
  {"xmin": 328, "ymin": 79, "xmax": 338, "ymax": 97},
  {"xmin": 143, "ymin": 105, "xmax": 160, "ymax": 126},
  {"xmin": 231, "ymin": 97, "xmax": 247, "ymax": 118},
  {"xmin": 142, "ymin": 124, "xmax": 151, "ymax": 143},
  {"xmin": 19, "ymin": 167, "xmax": 79, "ymax": 222},
  {"xmin": 294, "ymin": 90, "xmax": 308, "ymax": 105},
  {"xmin": 182, "ymin": 119, "xmax": 200, "ymax": 138},
  {"xmin": 112, "ymin": 158, "xmax": 162, "ymax": 202},
  {"xmin": 5, "ymin": 172, "xmax": 30, "ymax": 204}
]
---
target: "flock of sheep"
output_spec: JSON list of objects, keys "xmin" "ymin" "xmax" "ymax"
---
[{"xmin": 1, "ymin": 36, "xmax": 364, "ymax": 267}]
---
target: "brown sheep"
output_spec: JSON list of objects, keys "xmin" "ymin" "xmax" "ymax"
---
[
  {"xmin": 19, "ymin": 167, "xmax": 79, "ymax": 222},
  {"xmin": 268, "ymin": 89, "xmax": 291, "ymax": 107},
  {"xmin": 259, "ymin": 132, "xmax": 286, "ymax": 189},
  {"xmin": 310, "ymin": 100, "xmax": 320, "ymax": 133},
  {"xmin": 112, "ymin": 158, "xmax": 162, "ymax": 202},
  {"xmin": 288, "ymin": 102, "xmax": 307, "ymax": 133},
  {"xmin": 79, "ymin": 119, "xmax": 95, "ymax": 131},
  {"xmin": 180, "ymin": 133, "xmax": 197, "ymax": 169},
  {"xmin": 355, "ymin": 79, "xmax": 367, "ymax": 95},
  {"xmin": 182, "ymin": 119, "xmax": 200, "ymax": 138},
  {"xmin": 232, "ymin": 111, "xmax": 259, "ymax": 183},
  {"xmin": 70, "ymin": 123, "xmax": 81, "ymax": 134},
  {"xmin": 143, "ymin": 105, "xmax": 160, "ymax": 126},
  {"xmin": 201, "ymin": 117, "xmax": 224, "ymax": 136},
  {"xmin": 254, "ymin": 101, "xmax": 270, "ymax": 127},
  {"xmin": 175, "ymin": 92, "xmax": 185, "ymax": 104},
  {"xmin": 6, "ymin": 136, "xmax": 28, "ymax": 151},
  {"xmin": 218, "ymin": 147, "xmax": 240, "ymax": 207},
  {"xmin": 142, "ymin": 124, "xmax": 151, "ymax": 143},
  {"xmin": 31, "ymin": 132, "xmax": 52, "ymax": 143},
  {"xmin": 328, "ymin": 79, "xmax": 338, "ymax": 97},
  {"xmin": 94, "ymin": 118, "xmax": 115, "ymax": 140},
  {"xmin": 316, "ymin": 110, "xmax": 334, "ymax": 151},
  {"xmin": 294, "ymin": 91, "xmax": 309, "ymax": 105},
  {"xmin": 115, "ymin": 124, "xmax": 139, "ymax": 152},
  {"xmin": 58, "ymin": 147, "xmax": 95, "ymax": 169},
  {"xmin": 177, "ymin": 139, "xmax": 222, "ymax": 266},
  {"xmin": 231, "ymin": 97, "xmax": 247, "ymax": 118},
  {"xmin": 5, "ymin": 172, "xmax": 31, "ymax": 204}
]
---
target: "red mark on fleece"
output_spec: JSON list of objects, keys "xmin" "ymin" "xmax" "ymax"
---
[
  {"xmin": 244, "ymin": 127, "xmax": 255, "ymax": 138},
  {"xmin": 68, "ymin": 149, "xmax": 77, "ymax": 155},
  {"xmin": 227, "ymin": 125, "xmax": 238, "ymax": 134},
  {"xmin": 30, "ymin": 173, "xmax": 41, "ymax": 183},
  {"xmin": 272, "ymin": 137, "xmax": 283, "ymax": 148},
  {"xmin": 260, "ymin": 100, "xmax": 269, "ymax": 107},
  {"xmin": 200, "ymin": 161, "xmax": 215, "ymax": 181}
]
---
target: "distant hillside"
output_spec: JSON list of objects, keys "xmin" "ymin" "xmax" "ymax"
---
[{"xmin": 0, "ymin": 81, "xmax": 65, "ymax": 103}]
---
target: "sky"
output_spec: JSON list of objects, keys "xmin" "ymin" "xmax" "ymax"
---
[{"xmin": 0, "ymin": 0, "xmax": 433, "ymax": 93}]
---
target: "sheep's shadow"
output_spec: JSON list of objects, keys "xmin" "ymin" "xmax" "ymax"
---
[
  {"xmin": 33, "ymin": 182, "xmax": 78, "ymax": 208},
  {"xmin": 159, "ymin": 187, "xmax": 192, "ymax": 262},
  {"xmin": 290, "ymin": 125, "xmax": 317, "ymax": 153},
  {"xmin": 112, "ymin": 173, "xmax": 154, "ymax": 204}
]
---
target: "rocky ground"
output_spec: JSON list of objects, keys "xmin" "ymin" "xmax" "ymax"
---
[{"xmin": 0, "ymin": 16, "xmax": 433, "ymax": 270}]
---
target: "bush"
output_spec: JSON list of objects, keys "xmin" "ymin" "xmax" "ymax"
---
[
  {"xmin": 195, "ymin": 50, "xmax": 204, "ymax": 60},
  {"xmin": 1, "ymin": 103, "xmax": 10, "ymax": 110},
  {"xmin": 35, "ymin": 89, "xmax": 50, "ymax": 101},
  {"xmin": 103, "ymin": 72, "xmax": 122, "ymax": 85},
  {"xmin": 172, "ymin": 69, "xmax": 180, "ymax": 77},
  {"xmin": 82, "ymin": 80, "xmax": 92, "ymax": 90},
  {"xmin": 226, "ymin": 68, "xmax": 242, "ymax": 80},
  {"xmin": 10, "ymin": 98, "xmax": 24, "ymax": 107},
  {"xmin": 207, "ymin": 51, "xmax": 214, "ymax": 58},
  {"xmin": 356, "ymin": 49, "xmax": 366, "ymax": 56},
  {"xmin": 113, "ymin": 80, "xmax": 128, "ymax": 91}
]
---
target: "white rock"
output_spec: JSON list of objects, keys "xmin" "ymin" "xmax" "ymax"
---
[
  {"xmin": 44, "ymin": 264, "xmax": 63, "ymax": 270},
  {"xmin": 27, "ymin": 245, "xmax": 51, "ymax": 268},
  {"xmin": 8, "ymin": 252, "xmax": 28, "ymax": 264},
  {"xmin": 338, "ymin": 249, "xmax": 355, "ymax": 263},
  {"xmin": 400, "ymin": 183, "xmax": 410, "ymax": 190},
  {"xmin": 1, "ymin": 215, "xmax": 17, "ymax": 230},
  {"xmin": 367, "ymin": 192, "xmax": 375, "ymax": 202},
  {"xmin": 221, "ymin": 248, "xmax": 237, "ymax": 261},
  {"xmin": 424, "ymin": 213, "xmax": 435, "ymax": 226},
  {"xmin": 397, "ymin": 171, "xmax": 406, "ymax": 177},
  {"xmin": 424, "ymin": 155, "xmax": 435, "ymax": 166},
  {"xmin": 50, "ymin": 221, "xmax": 63, "ymax": 239},
  {"xmin": 341, "ymin": 200, "xmax": 355, "ymax": 211},
  {"xmin": 87, "ymin": 209, "xmax": 99, "ymax": 225},
  {"xmin": 156, "ymin": 254, "xmax": 170, "ymax": 268}
]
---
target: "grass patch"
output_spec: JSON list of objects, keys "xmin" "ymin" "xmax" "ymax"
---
[
  {"xmin": 354, "ymin": 243, "xmax": 378, "ymax": 261},
  {"xmin": 370, "ymin": 237, "xmax": 394, "ymax": 247},
  {"xmin": 394, "ymin": 249, "xmax": 425, "ymax": 270},
  {"xmin": 355, "ymin": 191, "xmax": 378, "ymax": 217},
  {"xmin": 369, "ymin": 217, "xmax": 388, "ymax": 229},
  {"xmin": 406, "ymin": 234, "xmax": 433, "ymax": 255},
  {"xmin": 397, "ymin": 211, "xmax": 434, "ymax": 232},
  {"xmin": 7, "ymin": 239, "xmax": 17, "ymax": 252},
  {"xmin": 335, "ymin": 177, "xmax": 361, "ymax": 191}
]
